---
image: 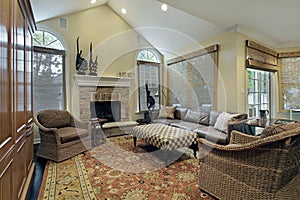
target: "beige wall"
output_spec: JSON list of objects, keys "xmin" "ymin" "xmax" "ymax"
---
[
  {"xmin": 37, "ymin": 4, "xmax": 300, "ymax": 122},
  {"xmin": 199, "ymin": 31, "xmax": 300, "ymax": 121},
  {"xmin": 198, "ymin": 31, "xmax": 241, "ymax": 112},
  {"xmin": 37, "ymin": 5, "xmax": 154, "ymax": 120}
]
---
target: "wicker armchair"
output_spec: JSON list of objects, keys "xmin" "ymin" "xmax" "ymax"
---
[
  {"xmin": 33, "ymin": 109, "xmax": 92, "ymax": 162},
  {"xmin": 198, "ymin": 127, "xmax": 300, "ymax": 200}
]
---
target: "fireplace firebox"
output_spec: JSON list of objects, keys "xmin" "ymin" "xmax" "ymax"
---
[{"xmin": 90, "ymin": 101, "xmax": 121, "ymax": 122}]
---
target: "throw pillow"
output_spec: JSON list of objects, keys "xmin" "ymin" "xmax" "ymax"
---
[
  {"xmin": 158, "ymin": 106, "xmax": 176, "ymax": 119},
  {"xmin": 183, "ymin": 109, "xmax": 209, "ymax": 125},
  {"xmin": 214, "ymin": 112, "xmax": 239, "ymax": 133},
  {"xmin": 260, "ymin": 123, "xmax": 300, "ymax": 138}
]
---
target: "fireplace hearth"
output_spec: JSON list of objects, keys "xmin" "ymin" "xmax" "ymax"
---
[{"xmin": 90, "ymin": 101, "xmax": 121, "ymax": 122}]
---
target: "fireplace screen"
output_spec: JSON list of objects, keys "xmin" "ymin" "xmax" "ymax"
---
[{"xmin": 90, "ymin": 101, "xmax": 121, "ymax": 122}]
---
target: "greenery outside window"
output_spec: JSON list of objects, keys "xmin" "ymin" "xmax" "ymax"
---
[
  {"xmin": 247, "ymin": 69, "xmax": 271, "ymax": 117},
  {"xmin": 33, "ymin": 30, "xmax": 66, "ymax": 113},
  {"xmin": 279, "ymin": 56, "xmax": 300, "ymax": 110},
  {"xmin": 137, "ymin": 49, "xmax": 160, "ymax": 112}
]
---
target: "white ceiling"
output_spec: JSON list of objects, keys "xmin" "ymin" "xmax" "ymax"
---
[{"xmin": 30, "ymin": 0, "xmax": 300, "ymax": 56}]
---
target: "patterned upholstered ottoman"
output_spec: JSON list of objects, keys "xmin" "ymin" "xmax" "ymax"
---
[{"xmin": 132, "ymin": 123, "xmax": 198, "ymax": 157}]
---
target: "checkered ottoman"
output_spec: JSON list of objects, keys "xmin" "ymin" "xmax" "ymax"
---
[{"xmin": 132, "ymin": 123, "xmax": 198, "ymax": 157}]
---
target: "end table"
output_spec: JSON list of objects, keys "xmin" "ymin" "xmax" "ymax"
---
[{"xmin": 90, "ymin": 118, "xmax": 108, "ymax": 147}]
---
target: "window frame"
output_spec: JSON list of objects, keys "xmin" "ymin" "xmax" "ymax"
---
[
  {"xmin": 137, "ymin": 61, "xmax": 160, "ymax": 112},
  {"xmin": 247, "ymin": 69, "xmax": 272, "ymax": 118},
  {"xmin": 136, "ymin": 49, "xmax": 161, "ymax": 113},
  {"xmin": 33, "ymin": 45, "xmax": 66, "ymax": 111}
]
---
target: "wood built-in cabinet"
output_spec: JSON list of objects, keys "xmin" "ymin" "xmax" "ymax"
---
[{"xmin": 0, "ymin": 0, "xmax": 35, "ymax": 199}]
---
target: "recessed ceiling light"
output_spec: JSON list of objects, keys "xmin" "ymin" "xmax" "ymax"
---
[
  {"xmin": 161, "ymin": 3, "xmax": 168, "ymax": 12},
  {"xmin": 90, "ymin": 0, "xmax": 96, "ymax": 4},
  {"xmin": 121, "ymin": 8, "xmax": 127, "ymax": 14}
]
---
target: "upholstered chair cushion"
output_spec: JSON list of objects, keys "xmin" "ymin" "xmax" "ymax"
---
[
  {"xmin": 57, "ymin": 127, "xmax": 89, "ymax": 143},
  {"xmin": 38, "ymin": 110, "xmax": 71, "ymax": 128},
  {"xmin": 260, "ymin": 123, "xmax": 300, "ymax": 138}
]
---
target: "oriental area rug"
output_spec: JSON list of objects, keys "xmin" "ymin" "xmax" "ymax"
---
[{"xmin": 38, "ymin": 135, "xmax": 215, "ymax": 200}]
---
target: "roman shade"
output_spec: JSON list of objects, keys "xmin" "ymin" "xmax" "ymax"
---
[{"xmin": 245, "ymin": 40, "xmax": 278, "ymax": 72}]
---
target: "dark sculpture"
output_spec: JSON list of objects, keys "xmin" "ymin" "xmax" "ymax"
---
[
  {"xmin": 89, "ymin": 42, "xmax": 98, "ymax": 76},
  {"xmin": 76, "ymin": 37, "xmax": 88, "ymax": 75},
  {"xmin": 144, "ymin": 82, "xmax": 155, "ymax": 123},
  {"xmin": 145, "ymin": 82, "xmax": 155, "ymax": 110}
]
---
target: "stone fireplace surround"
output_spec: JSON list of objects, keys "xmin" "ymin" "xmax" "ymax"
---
[{"xmin": 74, "ymin": 75, "xmax": 133, "ymax": 122}]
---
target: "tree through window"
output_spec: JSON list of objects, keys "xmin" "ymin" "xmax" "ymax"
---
[{"xmin": 33, "ymin": 30, "xmax": 66, "ymax": 112}]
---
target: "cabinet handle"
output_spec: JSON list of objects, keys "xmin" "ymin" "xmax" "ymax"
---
[{"xmin": 26, "ymin": 131, "xmax": 33, "ymax": 137}]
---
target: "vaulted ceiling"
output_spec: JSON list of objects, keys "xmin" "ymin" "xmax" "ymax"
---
[{"xmin": 30, "ymin": 0, "xmax": 300, "ymax": 56}]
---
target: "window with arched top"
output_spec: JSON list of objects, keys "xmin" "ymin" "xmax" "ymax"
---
[
  {"xmin": 137, "ymin": 49, "xmax": 161, "ymax": 112},
  {"xmin": 33, "ymin": 30, "xmax": 64, "ymax": 50},
  {"xmin": 33, "ymin": 29, "xmax": 66, "ymax": 112},
  {"xmin": 137, "ymin": 49, "xmax": 160, "ymax": 63}
]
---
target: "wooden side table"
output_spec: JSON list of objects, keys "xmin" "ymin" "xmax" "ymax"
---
[{"xmin": 90, "ymin": 118, "xmax": 108, "ymax": 147}]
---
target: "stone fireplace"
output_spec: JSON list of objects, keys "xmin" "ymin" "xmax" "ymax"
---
[
  {"xmin": 74, "ymin": 75, "xmax": 133, "ymax": 121},
  {"xmin": 90, "ymin": 100, "xmax": 121, "ymax": 122}
]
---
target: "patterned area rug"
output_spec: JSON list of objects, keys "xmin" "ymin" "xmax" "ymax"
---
[{"xmin": 38, "ymin": 135, "xmax": 215, "ymax": 200}]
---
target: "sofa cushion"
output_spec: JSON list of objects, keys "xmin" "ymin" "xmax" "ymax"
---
[
  {"xmin": 260, "ymin": 123, "xmax": 300, "ymax": 138},
  {"xmin": 193, "ymin": 126, "xmax": 228, "ymax": 144},
  {"xmin": 174, "ymin": 107, "xmax": 188, "ymax": 120},
  {"xmin": 214, "ymin": 112, "xmax": 239, "ymax": 133},
  {"xmin": 209, "ymin": 110, "xmax": 222, "ymax": 126},
  {"xmin": 183, "ymin": 110, "xmax": 209, "ymax": 125},
  {"xmin": 170, "ymin": 121, "xmax": 203, "ymax": 131},
  {"xmin": 152, "ymin": 119, "xmax": 181, "ymax": 126},
  {"xmin": 38, "ymin": 110, "xmax": 71, "ymax": 128},
  {"xmin": 57, "ymin": 127, "xmax": 89, "ymax": 144},
  {"xmin": 158, "ymin": 106, "xmax": 176, "ymax": 119}
]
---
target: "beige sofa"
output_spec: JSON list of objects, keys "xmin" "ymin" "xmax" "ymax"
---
[{"xmin": 151, "ymin": 107, "xmax": 247, "ymax": 144}]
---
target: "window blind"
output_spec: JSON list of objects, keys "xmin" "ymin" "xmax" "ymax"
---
[{"xmin": 245, "ymin": 40, "xmax": 278, "ymax": 72}]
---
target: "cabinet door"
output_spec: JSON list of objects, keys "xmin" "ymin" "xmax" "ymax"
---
[
  {"xmin": 14, "ymin": 1, "xmax": 28, "ymax": 198},
  {"xmin": 25, "ymin": 25, "xmax": 33, "ymax": 123},
  {"xmin": 0, "ymin": 0, "xmax": 14, "ymax": 157},
  {"xmin": 25, "ymin": 25, "xmax": 34, "ymax": 173},
  {"xmin": 0, "ymin": 149, "xmax": 14, "ymax": 200},
  {"xmin": 15, "ymin": 0, "xmax": 27, "ymax": 140}
]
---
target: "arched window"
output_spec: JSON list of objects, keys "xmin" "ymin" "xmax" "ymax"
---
[
  {"xmin": 137, "ymin": 49, "xmax": 160, "ymax": 63},
  {"xmin": 137, "ymin": 49, "xmax": 161, "ymax": 112},
  {"xmin": 33, "ymin": 29, "xmax": 66, "ymax": 112},
  {"xmin": 33, "ymin": 30, "xmax": 64, "ymax": 50}
]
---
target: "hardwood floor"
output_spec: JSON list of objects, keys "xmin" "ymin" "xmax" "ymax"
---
[{"xmin": 27, "ymin": 144, "xmax": 47, "ymax": 200}]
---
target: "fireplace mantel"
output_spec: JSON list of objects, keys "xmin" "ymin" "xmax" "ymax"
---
[{"xmin": 74, "ymin": 74, "xmax": 133, "ymax": 87}]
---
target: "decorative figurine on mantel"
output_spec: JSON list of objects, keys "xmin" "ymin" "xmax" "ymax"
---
[
  {"xmin": 88, "ymin": 42, "xmax": 98, "ymax": 76},
  {"xmin": 76, "ymin": 36, "xmax": 88, "ymax": 75}
]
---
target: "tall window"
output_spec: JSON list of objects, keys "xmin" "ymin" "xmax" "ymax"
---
[
  {"xmin": 137, "ymin": 49, "xmax": 160, "ymax": 111},
  {"xmin": 33, "ymin": 30, "xmax": 66, "ymax": 113},
  {"xmin": 247, "ymin": 69, "xmax": 271, "ymax": 117},
  {"xmin": 279, "ymin": 56, "xmax": 300, "ymax": 110}
]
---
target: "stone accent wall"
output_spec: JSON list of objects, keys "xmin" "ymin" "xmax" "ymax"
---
[{"xmin": 79, "ymin": 86, "xmax": 130, "ymax": 121}]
